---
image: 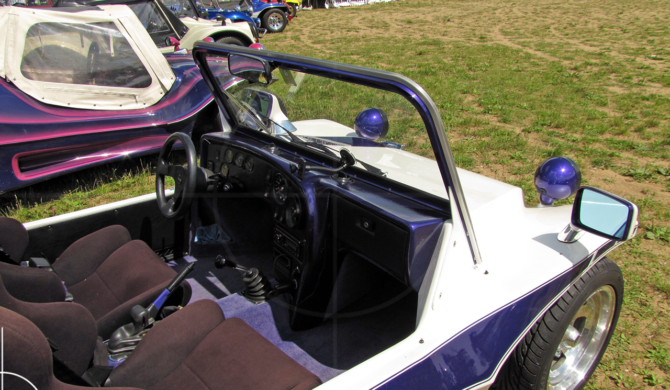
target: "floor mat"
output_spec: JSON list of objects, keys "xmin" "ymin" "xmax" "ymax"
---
[
  {"xmin": 217, "ymin": 294, "xmax": 345, "ymax": 383},
  {"xmin": 216, "ymin": 286, "xmax": 417, "ymax": 383}
]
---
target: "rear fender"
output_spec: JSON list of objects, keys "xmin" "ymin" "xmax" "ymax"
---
[
  {"xmin": 257, "ymin": 4, "xmax": 289, "ymax": 17},
  {"xmin": 224, "ymin": 11, "xmax": 255, "ymax": 24}
]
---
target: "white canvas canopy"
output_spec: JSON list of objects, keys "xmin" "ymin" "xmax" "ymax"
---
[{"xmin": 0, "ymin": 5, "xmax": 175, "ymax": 110}]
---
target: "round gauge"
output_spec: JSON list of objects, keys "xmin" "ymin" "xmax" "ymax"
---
[
  {"xmin": 224, "ymin": 149, "xmax": 234, "ymax": 164},
  {"xmin": 273, "ymin": 173, "xmax": 288, "ymax": 204},
  {"xmin": 220, "ymin": 163, "xmax": 229, "ymax": 177},
  {"xmin": 285, "ymin": 195, "xmax": 302, "ymax": 229},
  {"xmin": 244, "ymin": 156, "xmax": 255, "ymax": 172},
  {"xmin": 234, "ymin": 153, "xmax": 245, "ymax": 167}
]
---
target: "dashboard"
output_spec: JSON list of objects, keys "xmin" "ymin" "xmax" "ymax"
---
[
  {"xmin": 203, "ymin": 140, "xmax": 306, "ymax": 284},
  {"xmin": 200, "ymin": 132, "xmax": 448, "ymax": 330}
]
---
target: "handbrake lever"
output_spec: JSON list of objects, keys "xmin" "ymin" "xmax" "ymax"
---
[
  {"xmin": 146, "ymin": 261, "xmax": 195, "ymax": 319},
  {"xmin": 108, "ymin": 262, "xmax": 195, "ymax": 354}
]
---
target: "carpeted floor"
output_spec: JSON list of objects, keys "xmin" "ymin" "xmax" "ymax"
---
[{"xmin": 169, "ymin": 254, "xmax": 417, "ymax": 384}]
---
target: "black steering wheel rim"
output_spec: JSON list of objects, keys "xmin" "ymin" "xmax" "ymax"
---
[{"xmin": 156, "ymin": 133, "xmax": 197, "ymax": 219}]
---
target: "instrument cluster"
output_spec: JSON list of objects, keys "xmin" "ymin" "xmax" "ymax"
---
[
  {"xmin": 206, "ymin": 143, "xmax": 303, "ymax": 230},
  {"xmin": 215, "ymin": 148, "xmax": 255, "ymax": 178}
]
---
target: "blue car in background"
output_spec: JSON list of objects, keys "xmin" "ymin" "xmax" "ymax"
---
[
  {"xmin": 164, "ymin": 0, "xmax": 267, "ymax": 40},
  {"xmin": 166, "ymin": 0, "xmax": 289, "ymax": 34}
]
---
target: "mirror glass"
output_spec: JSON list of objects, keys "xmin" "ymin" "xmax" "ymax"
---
[
  {"xmin": 578, "ymin": 189, "xmax": 630, "ymax": 239},
  {"xmin": 228, "ymin": 54, "xmax": 270, "ymax": 84},
  {"xmin": 240, "ymin": 88, "xmax": 272, "ymax": 117}
]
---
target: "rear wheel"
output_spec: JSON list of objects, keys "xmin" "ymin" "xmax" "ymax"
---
[
  {"xmin": 262, "ymin": 9, "xmax": 287, "ymax": 33},
  {"xmin": 288, "ymin": 3, "xmax": 297, "ymax": 17},
  {"xmin": 215, "ymin": 36, "xmax": 245, "ymax": 46},
  {"xmin": 493, "ymin": 258, "xmax": 623, "ymax": 390}
]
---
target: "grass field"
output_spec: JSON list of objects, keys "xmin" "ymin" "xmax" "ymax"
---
[{"xmin": 1, "ymin": 0, "xmax": 669, "ymax": 387}]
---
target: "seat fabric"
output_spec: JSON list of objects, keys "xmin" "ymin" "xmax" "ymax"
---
[
  {"xmin": 109, "ymin": 300, "xmax": 322, "ymax": 390},
  {"xmin": 53, "ymin": 225, "xmax": 132, "ymax": 286},
  {"xmin": 64, "ymin": 240, "xmax": 182, "ymax": 338},
  {"xmin": 0, "ymin": 306, "xmax": 139, "ymax": 390},
  {"xmin": 0, "ymin": 219, "xmax": 190, "ymax": 339},
  {"xmin": 0, "ymin": 260, "xmax": 66, "ymax": 302},
  {"xmin": 0, "ymin": 275, "xmax": 98, "ymax": 376}
]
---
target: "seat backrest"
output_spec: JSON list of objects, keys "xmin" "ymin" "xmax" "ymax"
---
[
  {"xmin": 0, "ymin": 275, "xmax": 98, "ymax": 376},
  {"xmin": 0, "ymin": 217, "xmax": 66, "ymax": 303},
  {"xmin": 1, "ymin": 306, "xmax": 57, "ymax": 390},
  {"xmin": 0, "ymin": 216, "xmax": 29, "ymax": 263},
  {"xmin": 0, "ymin": 261, "xmax": 66, "ymax": 303}
]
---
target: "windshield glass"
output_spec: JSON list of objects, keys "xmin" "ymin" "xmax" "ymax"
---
[
  {"xmin": 198, "ymin": 0, "xmax": 222, "ymax": 9},
  {"xmin": 206, "ymin": 54, "xmax": 445, "ymax": 197},
  {"xmin": 163, "ymin": 0, "xmax": 198, "ymax": 18},
  {"xmin": 128, "ymin": 2, "xmax": 171, "ymax": 33},
  {"xmin": 217, "ymin": 0, "xmax": 251, "ymax": 11},
  {"xmin": 21, "ymin": 22, "xmax": 151, "ymax": 88}
]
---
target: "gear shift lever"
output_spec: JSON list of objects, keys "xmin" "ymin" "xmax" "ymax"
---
[
  {"xmin": 215, "ymin": 255, "xmax": 293, "ymax": 304},
  {"xmin": 108, "ymin": 262, "xmax": 195, "ymax": 354}
]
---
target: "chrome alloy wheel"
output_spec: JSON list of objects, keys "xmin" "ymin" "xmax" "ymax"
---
[
  {"xmin": 548, "ymin": 286, "xmax": 616, "ymax": 390},
  {"xmin": 268, "ymin": 13, "xmax": 283, "ymax": 30}
]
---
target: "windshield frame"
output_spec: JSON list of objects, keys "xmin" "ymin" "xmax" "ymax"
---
[{"xmin": 193, "ymin": 43, "xmax": 484, "ymax": 266}]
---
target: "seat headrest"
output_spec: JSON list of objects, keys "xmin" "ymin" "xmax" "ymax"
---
[
  {"xmin": 0, "ymin": 217, "xmax": 29, "ymax": 263},
  {"xmin": 0, "ymin": 306, "xmax": 53, "ymax": 390}
]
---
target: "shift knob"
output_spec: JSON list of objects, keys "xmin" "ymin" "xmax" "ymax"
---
[{"xmin": 130, "ymin": 305, "xmax": 148, "ymax": 330}]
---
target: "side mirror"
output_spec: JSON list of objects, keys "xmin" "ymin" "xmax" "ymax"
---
[
  {"xmin": 228, "ymin": 54, "xmax": 273, "ymax": 85},
  {"xmin": 561, "ymin": 187, "xmax": 638, "ymax": 243}
]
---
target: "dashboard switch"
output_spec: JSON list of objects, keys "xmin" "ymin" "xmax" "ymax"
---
[{"xmin": 361, "ymin": 217, "xmax": 375, "ymax": 232}]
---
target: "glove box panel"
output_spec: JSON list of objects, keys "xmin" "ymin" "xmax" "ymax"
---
[{"xmin": 333, "ymin": 194, "xmax": 409, "ymax": 282}]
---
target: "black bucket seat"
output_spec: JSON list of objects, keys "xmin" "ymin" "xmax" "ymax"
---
[{"xmin": 0, "ymin": 217, "xmax": 190, "ymax": 338}]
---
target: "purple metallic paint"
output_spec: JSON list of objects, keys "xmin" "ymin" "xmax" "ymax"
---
[
  {"xmin": 534, "ymin": 156, "xmax": 582, "ymax": 206},
  {"xmin": 354, "ymin": 107, "xmax": 389, "ymax": 141},
  {"xmin": 375, "ymin": 241, "xmax": 616, "ymax": 390},
  {"xmin": 0, "ymin": 54, "xmax": 231, "ymax": 193}
]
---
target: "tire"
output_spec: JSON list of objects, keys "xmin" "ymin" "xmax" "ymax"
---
[
  {"xmin": 262, "ymin": 9, "xmax": 287, "ymax": 33},
  {"xmin": 493, "ymin": 257, "xmax": 623, "ymax": 390},
  {"xmin": 288, "ymin": 3, "xmax": 297, "ymax": 18},
  {"xmin": 215, "ymin": 36, "xmax": 245, "ymax": 46}
]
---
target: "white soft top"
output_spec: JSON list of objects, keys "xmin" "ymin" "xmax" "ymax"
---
[{"xmin": 0, "ymin": 5, "xmax": 175, "ymax": 110}]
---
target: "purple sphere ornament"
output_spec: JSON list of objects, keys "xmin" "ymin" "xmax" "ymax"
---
[
  {"xmin": 534, "ymin": 157, "xmax": 581, "ymax": 206},
  {"xmin": 354, "ymin": 108, "xmax": 389, "ymax": 140}
]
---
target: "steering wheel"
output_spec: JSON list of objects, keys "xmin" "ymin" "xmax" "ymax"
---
[{"xmin": 156, "ymin": 133, "xmax": 197, "ymax": 219}]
